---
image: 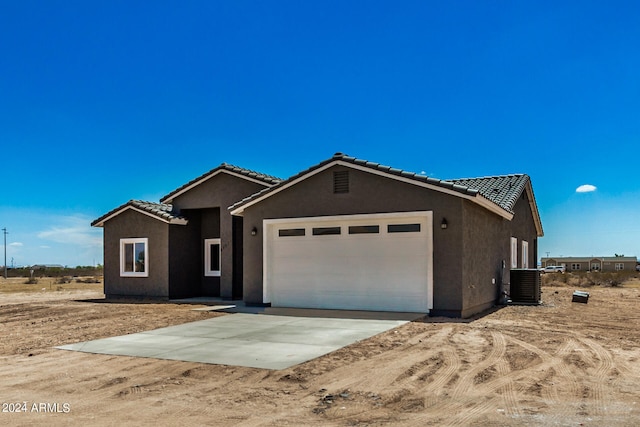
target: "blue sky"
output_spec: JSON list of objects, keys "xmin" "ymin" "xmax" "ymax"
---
[{"xmin": 1, "ymin": 1, "xmax": 639, "ymax": 267}]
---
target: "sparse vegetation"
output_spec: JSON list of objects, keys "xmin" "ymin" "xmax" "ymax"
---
[
  {"xmin": 2, "ymin": 265, "xmax": 103, "ymax": 278},
  {"xmin": 1, "ymin": 276, "xmax": 103, "ymax": 294},
  {"xmin": 541, "ymin": 270, "xmax": 640, "ymax": 288}
]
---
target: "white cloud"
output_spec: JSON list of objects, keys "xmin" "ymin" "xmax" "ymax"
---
[
  {"xmin": 9, "ymin": 242, "xmax": 24, "ymax": 247},
  {"xmin": 576, "ymin": 184, "xmax": 597, "ymax": 193},
  {"xmin": 37, "ymin": 216, "xmax": 102, "ymax": 247}
]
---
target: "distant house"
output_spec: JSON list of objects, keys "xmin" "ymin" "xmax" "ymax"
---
[
  {"xmin": 541, "ymin": 256, "xmax": 638, "ymax": 272},
  {"xmin": 93, "ymin": 153, "xmax": 543, "ymax": 318}
]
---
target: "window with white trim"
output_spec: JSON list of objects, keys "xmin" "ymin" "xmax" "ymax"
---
[
  {"xmin": 204, "ymin": 238, "xmax": 221, "ymax": 277},
  {"xmin": 571, "ymin": 263, "xmax": 581, "ymax": 270},
  {"xmin": 510, "ymin": 237, "xmax": 518, "ymax": 268},
  {"xmin": 522, "ymin": 240, "xmax": 529, "ymax": 268},
  {"xmin": 615, "ymin": 263, "xmax": 624, "ymax": 271},
  {"xmin": 120, "ymin": 238, "xmax": 148, "ymax": 277}
]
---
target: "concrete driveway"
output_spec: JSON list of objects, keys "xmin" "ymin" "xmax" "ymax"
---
[{"xmin": 57, "ymin": 313, "xmax": 409, "ymax": 370}]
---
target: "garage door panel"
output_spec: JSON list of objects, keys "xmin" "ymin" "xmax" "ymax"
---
[
  {"xmin": 272, "ymin": 288, "xmax": 429, "ymax": 312},
  {"xmin": 266, "ymin": 213, "xmax": 433, "ymax": 313}
]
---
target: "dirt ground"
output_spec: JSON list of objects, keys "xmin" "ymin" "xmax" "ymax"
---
[{"xmin": 1, "ymin": 278, "xmax": 639, "ymax": 426}]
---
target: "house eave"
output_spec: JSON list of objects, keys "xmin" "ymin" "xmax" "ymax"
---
[
  {"xmin": 92, "ymin": 206, "xmax": 188, "ymax": 227},
  {"xmin": 524, "ymin": 182, "xmax": 544, "ymax": 237}
]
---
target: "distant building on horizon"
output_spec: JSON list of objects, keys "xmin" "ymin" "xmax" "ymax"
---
[{"xmin": 541, "ymin": 256, "xmax": 638, "ymax": 272}]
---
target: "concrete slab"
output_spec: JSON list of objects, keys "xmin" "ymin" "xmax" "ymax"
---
[{"xmin": 57, "ymin": 313, "xmax": 408, "ymax": 370}]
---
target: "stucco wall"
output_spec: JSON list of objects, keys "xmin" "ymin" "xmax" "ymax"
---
[
  {"xmin": 241, "ymin": 165, "xmax": 465, "ymax": 313},
  {"xmin": 459, "ymin": 201, "xmax": 510, "ymax": 317},
  {"xmin": 172, "ymin": 172, "xmax": 269, "ymax": 298},
  {"xmin": 103, "ymin": 209, "xmax": 170, "ymax": 298}
]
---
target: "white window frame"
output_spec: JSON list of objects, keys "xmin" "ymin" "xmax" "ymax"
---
[
  {"xmin": 510, "ymin": 237, "xmax": 518, "ymax": 268},
  {"xmin": 522, "ymin": 240, "xmax": 529, "ymax": 269},
  {"xmin": 120, "ymin": 238, "xmax": 148, "ymax": 277},
  {"xmin": 615, "ymin": 263, "xmax": 624, "ymax": 271},
  {"xmin": 204, "ymin": 238, "xmax": 221, "ymax": 277}
]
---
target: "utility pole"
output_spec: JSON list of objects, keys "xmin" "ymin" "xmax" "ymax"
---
[{"xmin": 2, "ymin": 228, "xmax": 7, "ymax": 279}]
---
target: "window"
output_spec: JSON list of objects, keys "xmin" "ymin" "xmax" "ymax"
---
[
  {"xmin": 388, "ymin": 224, "xmax": 421, "ymax": 233},
  {"xmin": 615, "ymin": 263, "xmax": 624, "ymax": 271},
  {"xmin": 120, "ymin": 238, "xmax": 148, "ymax": 277},
  {"xmin": 348, "ymin": 225, "xmax": 379, "ymax": 234},
  {"xmin": 312, "ymin": 227, "xmax": 341, "ymax": 236},
  {"xmin": 204, "ymin": 238, "xmax": 221, "ymax": 277},
  {"xmin": 522, "ymin": 241, "xmax": 529, "ymax": 268},
  {"xmin": 571, "ymin": 263, "xmax": 581, "ymax": 270},
  {"xmin": 279, "ymin": 228, "xmax": 305, "ymax": 237},
  {"xmin": 510, "ymin": 237, "xmax": 518, "ymax": 268},
  {"xmin": 591, "ymin": 263, "xmax": 601, "ymax": 271},
  {"xmin": 333, "ymin": 170, "xmax": 349, "ymax": 193}
]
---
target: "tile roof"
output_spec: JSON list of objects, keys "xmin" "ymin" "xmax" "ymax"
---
[
  {"xmin": 160, "ymin": 163, "xmax": 282, "ymax": 203},
  {"xmin": 92, "ymin": 200, "xmax": 187, "ymax": 227},
  {"xmin": 541, "ymin": 256, "xmax": 637, "ymax": 262},
  {"xmin": 449, "ymin": 174, "xmax": 530, "ymax": 213},
  {"xmin": 229, "ymin": 152, "xmax": 483, "ymax": 212}
]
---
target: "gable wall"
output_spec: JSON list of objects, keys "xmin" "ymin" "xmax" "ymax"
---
[
  {"xmin": 102, "ymin": 209, "xmax": 170, "ymax": 298},
  {"xmin": 241, "ymin": 165, "xmax": 466, "ymax": 313},
  {"xmin": 510, "ymin": 190, "xmax": 539, "ymax": 268}
]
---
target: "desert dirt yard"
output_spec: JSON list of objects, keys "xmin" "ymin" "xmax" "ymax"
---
[{"xmin": 0, "ymin": 277, "xmax": 639, "ymax": 426}]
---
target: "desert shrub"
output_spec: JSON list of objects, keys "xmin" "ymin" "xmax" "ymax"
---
[
  {"xmin": 56, "ymin": 276, "xmax": 72, "ymax": 284},
  {"xmin": 541, "ymin": 273, "xmax": 562, "ymax": 286},
  {"xmin": 559, "ymin": 270, "xmax": 637, "ymax": 287},
  {"xmin": 25, "ymin": 277, "xmax": 39, "ymax": 285},
  {"xmin": 76, "ymin": 277, "xmax": 101, "ymax": 284},
  {"xmin": 598, "ymin": 271, "xmax": 632, "ymax": 287}
]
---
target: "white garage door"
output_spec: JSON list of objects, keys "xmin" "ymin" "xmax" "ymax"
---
[{"xmin": 264, "ymin": 212, "xmax": 433, "ymax": 313}]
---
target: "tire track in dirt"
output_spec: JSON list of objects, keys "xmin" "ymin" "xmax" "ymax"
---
[
  {"xmin": 540, "ymin": 339, "xmax": 580, "ymax": 423},
  {"xmin": 420, "ymin": 345, "xmax": 461, "ymax": 392},
  {"xmin": 408, "ymin": 330, "xmax": 508, "ymax": 425},
  {"xmin": 579, "ymin": 337, "xmax": 615, "ymax": 416},
  {"xmin": 500, "ymin": 336, "xmax": 580, "ymax": 422},
  {"xmin": 493, "ymin": 333, "xmax": 520, "ymax": 418},
  {"xmin": 447, "ymin": 395, "xmax": 506, "ymax": 427},
  {"xmin": 315, "ymin": 327, "xmax": 454, "ymax": 392},
  {"xmin": 450, "ymin": 329, "xmax": 506, "ymax": 398},
  {"xmin": 448, "ymin": 332, "xmax": 521, "ymax": 424},
  {"xmin": 425, "ymin": 333, "xmax": 582, "ymax": 425}
]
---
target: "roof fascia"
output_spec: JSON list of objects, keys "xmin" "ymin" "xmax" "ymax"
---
[
  {"xmin": 524, "ymin": 182, "xmax": 544, "ymax": 237},
  {"xmin": 92, "ymin": 206, "xmax": 188, "ymax": 227},
  {"xmin": 161, "ymin": 169, "xmax": 272, "ymax": 204},
  {"xmin": 230, "ymin": 160, "xmax": 514, "ymax": 220}
]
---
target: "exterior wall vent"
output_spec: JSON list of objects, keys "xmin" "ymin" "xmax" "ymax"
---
[{"xmin": 333, "ymin": 170, "xmax": 349, "ymax": 194}]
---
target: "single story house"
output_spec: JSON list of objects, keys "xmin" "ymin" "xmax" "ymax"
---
[
  {"xmin": 93, "ymin": 153, "xmax": 543, "ymax": 318},
  {"xmin": 541, "ymin": 256, "xmax": 637, "ymax": 272}
]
